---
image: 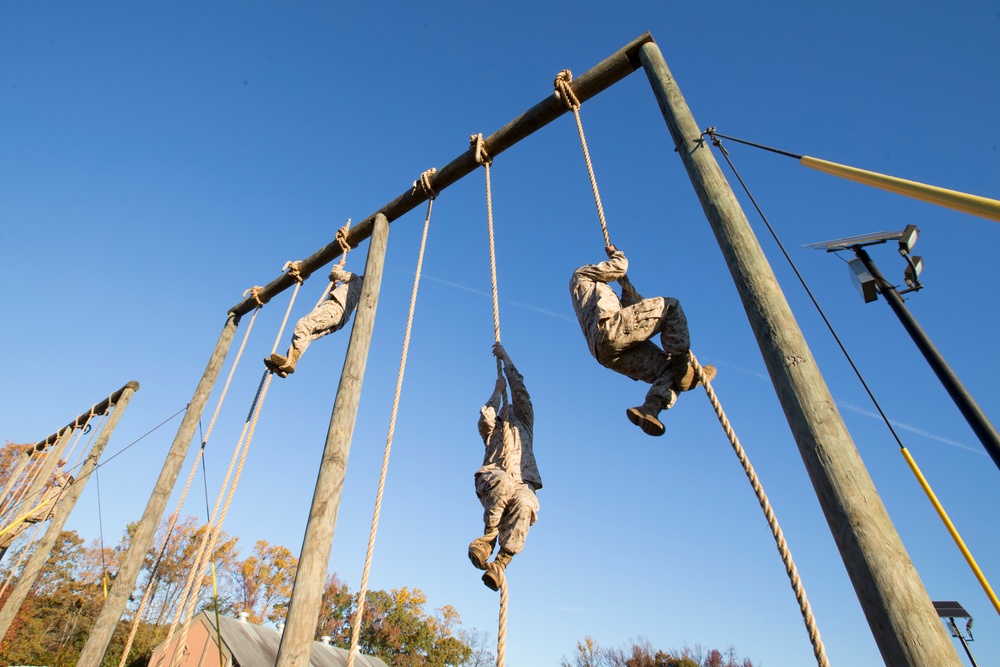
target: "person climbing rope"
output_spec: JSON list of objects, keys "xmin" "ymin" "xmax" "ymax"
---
[
  {"xmin": 469, "ymin": 342, "xmax": 541, "ymax": 591},
  {"xmin": 569, "ymin": 245, "xmax": 717, "ymax": 437},
  {"xmin": 264, "ymin": 266, "xmax": 364, "ymax": 377}
]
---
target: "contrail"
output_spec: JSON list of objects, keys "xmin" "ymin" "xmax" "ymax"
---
[
  {"xmin": 839, "ymin": 401, "xmax": 984, "ymax": 455},
  {"xmin": 418, "ymin": 273, "xmax": 576, "ymax": 322}
]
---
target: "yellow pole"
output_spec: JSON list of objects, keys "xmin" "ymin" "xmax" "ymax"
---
[
  {"xmin": 901, "ymin": 447, "xmax": 1000, "ymax": 616},
  {"xmin": 801, "ymin": 156, "xmax": 1000, "ymax": 223}
]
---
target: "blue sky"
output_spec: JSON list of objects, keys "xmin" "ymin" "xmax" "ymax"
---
[{"xmin": 2, "ymin": 2, "xmax": 999, "ymax": 666}]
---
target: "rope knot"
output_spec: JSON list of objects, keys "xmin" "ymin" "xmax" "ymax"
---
[
  {"xmin": 242, "ymin": 286, "xmax": 265, "ymax": 307},
  {"xmin": 413, "ymin": 167, "xmax": 438, "ymax": 200},
  {"xmin": 283, "ymin": 260, "xmax": 306, "ymax": 284},
  {"xmin": 553, "ymin": 69, "xmax": 580, "ymax": 110},
  {"xmin": 334, "ymin": 220, "xmax": 352, "ymax": 269},
  {"xmin": 470, "ymin": 133, "xmax": 492, "ymax": 166}
]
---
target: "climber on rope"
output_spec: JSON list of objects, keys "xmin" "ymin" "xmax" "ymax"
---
[
  {"xmin": 264, "ymin": 265, "xmax": 364, "ymax": 377},
  {"xmin": 569, "ymin": 245, "xmax": 717, "ymax": 437},
  {"xmin": 469, "ymin": 342, "xmax": 542, "ymax": 592}
]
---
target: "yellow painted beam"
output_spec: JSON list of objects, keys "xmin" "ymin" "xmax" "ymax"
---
[{"xmin": 801, "ymin": 156, "xmax": 1000, "ymax": 223}]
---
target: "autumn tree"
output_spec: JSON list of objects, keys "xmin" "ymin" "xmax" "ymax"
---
[
  {"xmin": 221, "ymin": 539, "xmax": 297, "ymax": 624},
  {"xmin": 561, "ymin": 637, "xmax": 755, "ymax": 667},
  {"xmin": 0, "ymin": 530, "xmax": 106, "ymax": 667}
]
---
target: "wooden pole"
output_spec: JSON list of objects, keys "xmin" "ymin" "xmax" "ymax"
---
[
  {"xmin": 275, "ymin": 213, "xmax": 389, "ymax": 667},
  {"xmin": 228, "ymin": 33, "xmax": 654, "ymax": 318},
  {"xmin": 0, "ymin": 382, "xmax": 139, "ymax": 641},
  {"xmin": 638, "ymin": 41, "xmax": 959, "ymax": 666},
  {"xmin": 77, "ymin": 314, "xmax": 239, "ymax": 667}
]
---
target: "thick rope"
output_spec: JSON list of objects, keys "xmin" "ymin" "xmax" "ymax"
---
[
  {"xmin": 554, "ymin": 70, "xmax": 611, "ymax": 247},
  {"xmin": 471, "ymin": 134, "xmax": 509, "ymax": 406},
  {"xmin": 692, "ymin": 355, "xmax": 829, "ymax": 667},
  {"xmin": 346, "ymin": 169, "xmax": 436, "ymax": 667},
  {"xmin": 117, "ymin": 306, "xmax": 262, "ymax": 667},
  {"xmin": 0, "ymin": 446, "xmax": 35, "ymax": 518},
  {"xmin": 167, "ymin": 288, "xmax": 297, "ymax": 667},
  {"xmin": 496, "ymin": 574, "xmax": 508, "ymax": 667}
]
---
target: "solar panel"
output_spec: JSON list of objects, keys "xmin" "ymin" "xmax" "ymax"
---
[
  {"xmin": 803, "ymin": 229, "xmax": 904, "ymax": 251},
  {"xmin": 933, "ymin": 600, "xmax": 971, "ymax": 618}
]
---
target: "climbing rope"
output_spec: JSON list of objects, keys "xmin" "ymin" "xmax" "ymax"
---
[
  {"xmin": 167, "ymin": 282, "xmax": 300, "ymax": 667},
  {"xmin": 554, "ymin": 70, "xmax": 611, "ymax": 247},
  {"xmin": 346, "ymin": 168, "xmax": 436, "ymax": 667},
  {"xmin": 117, "ymin": 306, "xmax": 263, "ymax": 667},
  {"xmin": 691, "ymin": 355, "xmax": 829, "ymax": 667},
  {"xmin": 471, "ymin": 133, "xmax": 509, "ymax": 406},
  {"xmin": 496, "ymin": 575, "xmax": 508, "ymax": 667}
]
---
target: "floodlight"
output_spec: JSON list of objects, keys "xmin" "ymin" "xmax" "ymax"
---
[
  {"xmin": 904, "ymin": 256, "xmax": 923, "ymax": 288},
  {"xmin": 898, "ymin": 224, "xmax": 919, "ymax": 254},
  {"xmin": 848, "ymin": 258, "xmax": 878, "ymax": 303}
]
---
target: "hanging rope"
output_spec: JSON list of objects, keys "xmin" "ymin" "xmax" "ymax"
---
[
  {"xmin": 346, "ymin": 169, "xmax": 436, "ymax": 667},
  {"xmin": 691, "ymin": 355, "xmax": 829, "ymax": 667},
  {"xmin": 554, "ymin": 70, "xmax": 611, "ymax": 247},
  {"xmin": 96, "ymin": 465, "xmax": 108, "ymax": 599},
  {"xmin": 117, "ymin": 305, "xmax": 264, "ymax": 667},
  {"xmin": 496, "ymin": 575, "xmax": 508, "ymax": 667},
  {"xmin": 167, "ymin": 281, "xmax": 301, "ymax": 667},
  {"xmin": 472, "ymin": 133, "xmax": 509, "ymax": 408}
]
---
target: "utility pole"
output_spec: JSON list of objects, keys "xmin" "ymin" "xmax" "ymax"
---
[{"xmin": 639, "ymin": 40, "xmax": 960, "ymax": 666}]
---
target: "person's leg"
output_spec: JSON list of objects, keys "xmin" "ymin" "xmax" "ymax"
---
[
  {"xmin": 484, "ymin": 483, "xmax": 538, "ymax": 590},
  {"xmin": 470, "ymin": 471, "xmax": 514, "ymax": 570},
  {"xmin": 266, "ymin": 301, "xmax": 345, "ymax": 376}
]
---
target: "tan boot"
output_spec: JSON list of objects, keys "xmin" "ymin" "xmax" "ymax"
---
[
  {"xmin": 672, "ymin": 352, "xmax": 717, "ymax": 392},
  {"xmin": 482, "ymin": 549, "xmax": 513, "ymax": 591},
  {"xmin": 626, "ymin": 403, "xmax": 665, "ymax": 437},
  {"xmin": 468, "ymin": 536, "xmax": 496, "ymax": 570},
  {"xmin": 263, "ymin": 354, "xmax": 288, "ymax": 378},
  {"xmin": 279, "ymin": 347, "xmax": 302, "ymax": 375}
]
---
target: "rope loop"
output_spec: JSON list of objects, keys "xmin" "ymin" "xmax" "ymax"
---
[
  {"xmin": 242, "ymin": 286, "xmax": 265, "ymax": 308},
  {"xmin": 283, "ymin": 260, "xmax": 306, "ymax": 285},
  {"xmin": 470, "ymin": 133, "xmax": 492, "ymax": 167},
  {"xmin": 553, "ymin": 69, "xmax": 580, "ymax": 111},
  {"xmin": 413, "ymin": 167, "xmax": 438, "ymax": 200}
]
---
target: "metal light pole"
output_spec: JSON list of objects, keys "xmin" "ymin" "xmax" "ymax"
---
[
  {"xmin": 933, "ymin": 601, "xmax": 980, "ymax": 667},
  {"xmin": 809, "ymin": 227, "xmax": 1000, "ymax": 473}
]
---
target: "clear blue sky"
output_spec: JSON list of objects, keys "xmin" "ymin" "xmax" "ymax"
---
[{"xmin": 3, "ymin": 2, "xmax": 999, "ymax": 666}]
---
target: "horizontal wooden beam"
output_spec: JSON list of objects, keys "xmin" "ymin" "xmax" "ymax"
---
[
  {"xmin": 31, "ymin": 380, "xmax": 141, "ymax": 452},
  {"xmin": 229, "ymin": 32, "xmax": 653, "ymax": 316}
]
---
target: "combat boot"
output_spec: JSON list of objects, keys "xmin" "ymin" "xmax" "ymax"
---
[
  {"xmin": 264, "ymin": 354, "xmax": 288, "ymax": 378},
  {"xmin": 482, "ymin": 549, "xmax": 514, "ymax": 591},
  {"xmin": 671, "ymin": 352, "xmax": 717, "ymax": 392},
  {"xmin": 468, "ymin": 536, "xmax": 496, "ymax": 570},
  {"xmin": 626, "ymin": 402, "xmax": 665, "ymax": 437}
]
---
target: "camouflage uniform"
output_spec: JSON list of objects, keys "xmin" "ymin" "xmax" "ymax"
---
[
  {"xmin": 475, "ymin": 361, "xmax": 541, "ymax": 556},
  {"xmin": 569, "ymin": 249, "xmax": 690, "ymax": 415},
  {"xmin": 289, "ymin": 271, "xmax": 364, "ymax": 356}
]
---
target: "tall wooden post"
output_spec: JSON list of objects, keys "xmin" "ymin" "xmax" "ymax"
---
[
  {"xmin": 77, "ymin": 315, "xmax": 239, "ymax": 667},
  {"xmin": 638, "ymin": 41, "xmax": 959, "ymax": 666},
  {"xmin": 276, "ymin": 212, "xmax": 389, "ymax": 667},
  {"xmin": 0, "ymin": 382, "xmax": 139, "ymax": 641}
]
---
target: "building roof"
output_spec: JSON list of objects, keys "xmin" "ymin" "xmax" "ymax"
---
[{"xmin": 155, "ymin": 611, "xmax": 389, "ymax": 667}]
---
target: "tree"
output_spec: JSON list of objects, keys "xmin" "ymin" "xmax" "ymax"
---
[
  {"xmin": 224, "ymin": 539, "xmax": 297, "ymax": 624},
  {"xmin": 561, "ymin": 637, "xmax": 755, "ymax": 667}
]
